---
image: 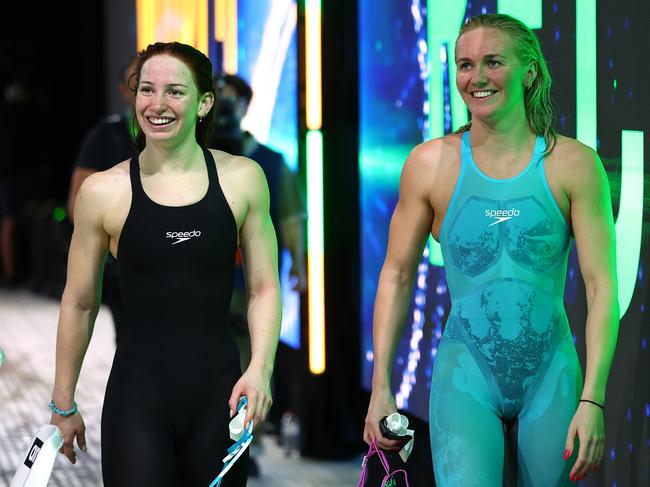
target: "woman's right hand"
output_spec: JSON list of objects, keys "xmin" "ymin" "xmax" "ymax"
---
[
  {"xmin": 363, "ymin": 388, "xmax": 403, "ymax": 451},
  {"xmin": 50, "ymin": 412, "xmax": 87, "ymax": 464}
]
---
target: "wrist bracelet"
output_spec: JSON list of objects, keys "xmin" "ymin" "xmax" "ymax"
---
[
  {"xmin": 49, "ymin": 399, "xmax": 78, "ymax": 417},
  {"xmin": 579, "ymin": 398, "xmax": 604, "ymax": 410}
]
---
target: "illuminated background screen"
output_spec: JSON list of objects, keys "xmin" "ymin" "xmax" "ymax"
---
[
  {"xmin": 231, "ymin": 0, "xmax": 301, "ymax": 348},
  {"xmin": 359, "ymin": 0, "xmax": 648, "ymax": 443}
]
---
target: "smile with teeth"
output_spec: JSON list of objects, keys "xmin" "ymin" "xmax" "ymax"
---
[
  {"xmin": 471, "ymin": 90, "xmax": 497, "ymax": 98},
  {"xmin": 148, "ymin": 117, "xmax": 175, "ymax": 126}
]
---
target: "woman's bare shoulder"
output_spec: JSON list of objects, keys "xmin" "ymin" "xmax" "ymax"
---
[
  {"xmin": 401, "ymin": 133, "xmax": 462, "ymax": 186},
  {"xmin": 208, "ymin": 148, "xmax": 269, "ymax": 220},
  {"xmin": 209, "ymin": 148, "xmax": 266, "ymax": 184},
  {"xmin": 77, "ymin": 161, "xmax": 131, "ymax": 208},
  {"xmin": 551, "ymin": 135, "xmax": 598, "ymax": 165},
  {"xmin": 548, "ymin": 135, "xmax": 605, "ymax": 195}
]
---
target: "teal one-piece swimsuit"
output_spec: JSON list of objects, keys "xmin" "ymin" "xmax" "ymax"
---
[{"xmin": 430, "ymin": 131, "xmax": 581, "ymax": 486}]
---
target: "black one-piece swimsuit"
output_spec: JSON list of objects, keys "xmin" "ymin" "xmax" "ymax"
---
[{"xmin": 101, "ymin": 147, "xmax": 247, "ymax": 486}]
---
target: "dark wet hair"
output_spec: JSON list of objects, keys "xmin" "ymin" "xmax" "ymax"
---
[
  {"xmin": 132, "ymin": 42, "xmax": 215, "ymax": 151},
  {"xmin": 454, "ymin": 14, "xmax": 558, "ymax": 157}
]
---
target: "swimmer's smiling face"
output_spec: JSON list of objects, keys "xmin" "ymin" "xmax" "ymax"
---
[
  {"xmin": 455, "ymin": 27, "xmax": 535, "ymax": 123},
  {"xmin": 136, "ymin": 54, "xmax": 213, "ymax": 147}
]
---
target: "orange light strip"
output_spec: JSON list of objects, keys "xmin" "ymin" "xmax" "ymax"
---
[
  {"xmin": 214, "ymin": 0, "xmax": 238, "ymax": 73},
  {"xmin": 136, "ymin": 0, "xmax": 209, "ymax": 55},
  {"xmin": 305, "ymin": 0, "xmax": 322, "ymax": 130}
]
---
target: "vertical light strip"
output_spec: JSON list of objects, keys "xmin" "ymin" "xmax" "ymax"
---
[
  {"xmin": 307, "ymin": 130, "xmax": 325, "ymax": 374},
  {"xmin": 426, "ymin": 0, "xmax": 468, "ymax": 139},
  {"xmin": 426, "ymin": 0, "xmax": 467, "ymax": 266},
  {"xmin": 305, "ymin": 0, "xmax": 325, "ymax": 374},
  {"xmin": 136, "ymin": 0, "xmax": 157, "ymax": 51},
  {"xmin": 215, "ymin": 0, "xmax": 238, "ymax": 73},
  {"xmin": 615, "ymin": 130, "xmax": 644, "ymax": 318},
  {"xmin": 195, "ymin": 1, "xmax": 209, "ymax": 55},
  {"xmin": 305, "ymin": 0, "xmax": 322, "ymax": 129},
  {"xmin": 136, "ymin": 0, "xmax": 209, "ymax": 54},
  {"xmin": 576, "ymin": 0, "xmax": 597, "ymax": 149}
]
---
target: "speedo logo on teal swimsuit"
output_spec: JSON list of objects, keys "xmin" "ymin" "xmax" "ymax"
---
[
  {"xmin": 165, "ymin": 230, "xmax": 202, "ymax": 245},
  {"xmin": 485, "ymin": 208, "xmax": 520, "ymax": 226}
]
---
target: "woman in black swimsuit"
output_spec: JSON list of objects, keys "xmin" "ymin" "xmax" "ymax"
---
[{"xmin": 50, "ymin": 42, "xmax": 281, "ymax": 486}]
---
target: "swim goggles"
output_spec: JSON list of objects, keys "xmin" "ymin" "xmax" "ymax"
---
[{"xmin": 208, "ymin": 396, "xmax": 254, "ymax": 487}]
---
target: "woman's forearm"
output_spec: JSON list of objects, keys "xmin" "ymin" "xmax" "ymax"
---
[
  {"xmin": 582, "ymin": 279, "xmax": 619, "ymax": 404},
  {"xmin": 371, "ymin": 267, "xmax": 416, "ymax": 390},
  {"xmin": 246, "ymin": 282, "xmax": 282, "ymax": 376},
  {"xmin": 51, "ymin": 301, "xmax": 98, "ymax": 408}
]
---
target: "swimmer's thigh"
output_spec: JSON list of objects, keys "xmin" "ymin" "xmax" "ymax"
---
[
  {"xmin": 429, "ymin": 339, "xmax": 504, "ymax": 487},
  {"xmin": 517, "ymin": 340, "xmax": 581, "ymax": 486},
  {"xmin": 177, "ymin": 372, "xmax": 248, "ymax": 486},
  {"xmin": 101, "ymin": 358, "xmax": 178, "ymax": 487}
]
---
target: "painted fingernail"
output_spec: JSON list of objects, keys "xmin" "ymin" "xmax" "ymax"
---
[
  {"xmin": 81, "ymin": 445, "xmax": 87, "ymax": 452},
  {"xmin": 564, "ymin": 449, "xmax": 571, "ymax": 460}
]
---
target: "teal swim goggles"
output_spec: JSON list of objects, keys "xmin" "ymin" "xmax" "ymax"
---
[{"xmin": 208, "ymin": 396, "xmax": 254, "ymax": 487}]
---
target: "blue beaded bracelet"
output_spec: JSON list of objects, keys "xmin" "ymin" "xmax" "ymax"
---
[{"xmin": 49, "ymin": 400, "xmax": 78, "ymax": 417}]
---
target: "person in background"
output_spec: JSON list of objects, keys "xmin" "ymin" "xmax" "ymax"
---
[
  {"xmin": 211, "ymin": 73, "xmax": 306, "ymax": 300},
  {"xmin": 66, "ymin": 59, "xmax": 138, "ymax": 344}
]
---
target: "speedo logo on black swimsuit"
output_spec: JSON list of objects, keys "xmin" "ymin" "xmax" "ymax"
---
[
  {"xmin": 165, "ymin": 230, "xmax": 202, "ymax": 245},
  {"xmin": 485, "ymin": 208, "xmax": 520, "ymax": 226}
]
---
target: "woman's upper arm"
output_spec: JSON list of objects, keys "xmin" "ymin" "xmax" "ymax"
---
[
  {"xmin": 238, "ymin": 161, "xmax": 279, "ymax": 292},
  {"xmin": 62, "ymin": 175, "xmax": 110, "ymax": 308},
  {"xmin": 382, "ymin": 145, "xmax": 436, "ymax": 278},
  {"xmin": 567, "ymin": 144, "xmax": 617, "ymax": 289}
]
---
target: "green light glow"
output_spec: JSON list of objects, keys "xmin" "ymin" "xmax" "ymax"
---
[
  {"xmin": 427, "ymin": 0, "xmax": 468, "ymax": 140},
  {"xmin": 306, "ymin": 130, "xmax": 324, "ymax": 253},
  {"xmin": 306, "ymin": 129, "xmax": 325, "ymax": 374},
  {"xmin": 426, "ymin": 0, "xmax": 469, "ymax": 266},
  {"xmin": 428, "ymin": 236, "xmax": 444, "ymax": 266},
  {"xmin": 53, "ymin": 207, "xmax": 66, "ymax": 222},
  {"xmin": 497, "ymin": 0, "xmax": 542, "ymax": 29},
  {"xmin": 576, "ymin": 0, "xmax": 597, "ymax": 150},
  {"xmin": 613, "ymin": 79, "xmax": 617, "ymax": 89},
  {"xmin": 615, "ymin": 130, "xmax": 644, "ymax": 319},
  {"xmin": 359, "ymin": 145, "xmax": 412, "ymax": 183}
]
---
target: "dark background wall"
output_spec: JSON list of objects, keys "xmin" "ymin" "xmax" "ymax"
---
[
  {"xmin": 2, "ymin": 0, "xmax": 105, "ymax": 204},
  {"xmin": 103, "ymin": 0, "xmax": 137, "ymax": 114}
]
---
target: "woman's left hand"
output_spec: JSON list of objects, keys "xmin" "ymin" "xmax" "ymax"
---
[
  {"xmin": 564, "ymin": 401, "xmax": 605, "ymax": 483},
  {"xmin": 228, "ymin": 367, "xmax": 273, "ymax": 428}
]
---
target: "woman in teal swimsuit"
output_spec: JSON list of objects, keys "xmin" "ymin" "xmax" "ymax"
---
[{"xmin": 364, "ymin": 14, "xmax": 618, "ymax": 486}]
